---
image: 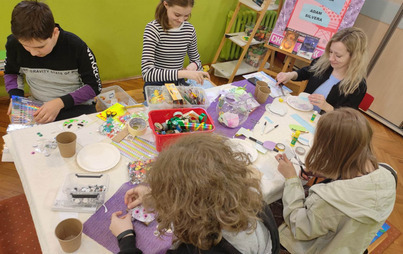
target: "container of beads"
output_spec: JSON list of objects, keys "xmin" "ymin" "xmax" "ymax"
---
[
  {"xmin": 148, "ymin": 108, "xmax": 215, "ymax": 151},
  {"xmin": 52, "ymin": 173, "xmax": 109, "ymax": 213},
  {"xmin": 128, "ymin": 159, "xmax": 153, "ymax": 184}
]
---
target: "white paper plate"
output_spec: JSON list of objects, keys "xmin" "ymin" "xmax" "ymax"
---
[
  {"xmin": 287, "ymin": 96, "xmax": 313, "ymax": 111},
  {"xmin": 266, "ymin": 98, "xmax": 288, "ymax": 116},
  {"xmin": 228, "ymin": 139, "xmax": 258, "ymax": 162},
  {"xmin": 77, "ymin": 143, "xmax": 121, "ymax": 172}
]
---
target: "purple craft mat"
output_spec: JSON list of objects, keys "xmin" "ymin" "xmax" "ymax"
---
[
  {"xmin": 83, "ymin": 182, "xmax": 172, "ymax": 254},
  {"xmin": 207, "ymin": 80, "xmax": 273, "ymax": 138}
]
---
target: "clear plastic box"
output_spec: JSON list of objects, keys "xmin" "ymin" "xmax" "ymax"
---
[
  {"xmin": 97, "ymin": 85, "xmax": 137, "ymax": 111},
  {"xmin": 52, "ymin": 173, "xmax": 109, "ymax": 213},
  {"xmin": 145, "ymin": 85, "xmax": 210, "ymax": 110}
]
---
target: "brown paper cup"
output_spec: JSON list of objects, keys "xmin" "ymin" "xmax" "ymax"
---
[
  {"xmin": 56, "ymin": 132, "xmax": 77, "ymax": 158},
  {"xmin": 254, "ymin": 81, "xmax": 268, "ymax": 98},
  {"xmin": 256, "ymin": 85, "xmax": 271, "ymax": 104},
  {"xmin": 55, "ymin": 218, "xmax": 83, "ymax": 253}
]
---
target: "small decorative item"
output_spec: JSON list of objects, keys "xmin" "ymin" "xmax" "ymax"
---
[
  {"xmin": 131, "ymin": 204, "xmax": 156, "ymax": 225},
  {"xmin": 128, "ymin": 159, "xmax": 153, "ymax": 184}
]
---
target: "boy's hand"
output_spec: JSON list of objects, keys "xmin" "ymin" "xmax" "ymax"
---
[
  {"xmin": 34, "ymin": 98, "xmax": 64, "ymax": 123},
  {"xmin": 109, "ymin": 211, "xmax": 134, "ymax": 237},
  {"xmin": 125, "ymin": 185, "xmax": 151, "ymax": 209}
]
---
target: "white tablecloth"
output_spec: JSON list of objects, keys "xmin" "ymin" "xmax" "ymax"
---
[{"xmin": 4, "ymin": 87, "xmax": 316, "ymax": 253}]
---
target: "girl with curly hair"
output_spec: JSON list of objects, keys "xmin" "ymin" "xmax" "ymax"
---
[{"xmin": 110, "ymin": 133, "xmax": 279, "ymax": 253}]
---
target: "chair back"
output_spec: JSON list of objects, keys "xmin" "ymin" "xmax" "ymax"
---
[{"xmin": 359, "ymin": 93, "xmax": 374, "ymax": 111}]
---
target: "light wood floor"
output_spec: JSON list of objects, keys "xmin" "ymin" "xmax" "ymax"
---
[{"xmin": 1, "ymin": 75, "xmax": 402, "ymax": 253}]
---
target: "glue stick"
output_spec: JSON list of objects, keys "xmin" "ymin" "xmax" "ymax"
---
[
  {"xmin": 290, "ymin": 130, "xmax": 301, "ymax": 147},
  {"xmin": 310, "ymin": 111, "xmax": 318, "ymax": 122}
]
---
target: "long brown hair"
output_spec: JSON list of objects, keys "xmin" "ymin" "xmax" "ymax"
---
[
  {"xmin": 155, "ymin": 0, "xmax": 194, "ymax": 31},
  {"xmin": 11, "ymin": 0, "xmax": 55, "ymax": 40},
  {"xmin": 143, "ymin": 133, "xmax": 263, "ymax": 250},
  {"xmin": 310, "ymin": 27, "xmax": 368, "ymax": 95},
  {"xmin": 306, "ymin": 107, "xmax": 378, "ymax": 180}
]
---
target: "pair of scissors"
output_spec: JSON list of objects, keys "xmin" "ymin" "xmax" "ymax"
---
[{"xmin": 105, "ymin": 110, "xmax": 117, "ymax": 118}]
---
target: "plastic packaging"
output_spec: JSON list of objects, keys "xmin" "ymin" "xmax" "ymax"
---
[
  {"xmin": 145, "ymin": 86, "xmax": 210, "ymax": 110},
  {"xmin": 52, "ymin": 173, "xmax": 109, "ymax": 213},
  {"xmin": 97, "ymin": 85, "xmax": 137, "ymax": 111}
]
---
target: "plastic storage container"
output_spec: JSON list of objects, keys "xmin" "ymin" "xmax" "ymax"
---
[
  {"xmin": 52, "ymin": 173, "xmax": 109, "ymax": 213},
  {"xmin": 148, "ymin": 108, "xmax": 215, "ymax": 151},
  {"xmin": 145, "ymin": 85, "xmax": 210, "ymax": 110},
  {"xmin": 97, "ymin": 85, "xmax": 137, "ymax": 111}
]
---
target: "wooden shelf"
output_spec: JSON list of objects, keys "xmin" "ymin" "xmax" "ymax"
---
[
  {"xmin": 227, "ymin": 32, "xmax": 265, "ymax": 48},
  {"xmin": 212, "ymin": 60, "xmax": 269, "ymax": 79},
  {"xmin": 264, "ymin": 44, "xmax": 313, "ymax": 64},
  {"xmin": 211, "ymin": 0, "xmax": 284, "ymax": 83}
]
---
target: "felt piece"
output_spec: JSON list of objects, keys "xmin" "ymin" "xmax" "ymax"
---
[{"xmin": 83, "ymin": 182, "xmax": 172, "ymax": 254}]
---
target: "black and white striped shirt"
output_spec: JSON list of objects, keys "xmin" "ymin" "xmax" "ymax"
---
[{"xmin": 141, "ymin": 20, "xmax": 202, "ymax": 83}]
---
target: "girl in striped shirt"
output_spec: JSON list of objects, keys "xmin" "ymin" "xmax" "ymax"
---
[{"xmin": 141, "ymin": 0, "xmax": 209, "ymax": 98}]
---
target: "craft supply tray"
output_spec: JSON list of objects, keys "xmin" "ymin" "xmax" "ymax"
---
[
  {"xmin": 97, "ymin": 85, "xmax": 137, "ymax": 111},
  {"xmin": 52, "ymin": 173, "xmax": 109, "ymax": 213},
  {"xmin": 145, "ymin": 86, "xmax": 210, "ymax": 110},
  {"xmin": 148, "ymin": 108, "xmax": 215, "ymax": 152}
]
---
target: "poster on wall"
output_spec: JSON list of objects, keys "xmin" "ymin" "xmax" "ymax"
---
[{"xmin": 268, "ymin": 0, "xmax": 366, "ymax": 59}]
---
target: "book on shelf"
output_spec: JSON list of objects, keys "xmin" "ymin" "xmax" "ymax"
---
[
  {"xmin": 297, "ymin": 34, "xmax": 319, "ymax": 60},
  {"xmin": 279, "ymin": 28, "xmax": 299, "ymax": 53}
]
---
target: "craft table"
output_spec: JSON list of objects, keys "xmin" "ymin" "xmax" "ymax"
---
[
  {"xmin": 3, "ymin": 114, "xmax": 128, "ymax": 253},
  {"xmin": 3, "ymin": 82, "xmax": 317, "ymax": 253},
  {"xmin": 205, "ymin": 80, "xmax": 317, "ymax": 204}
]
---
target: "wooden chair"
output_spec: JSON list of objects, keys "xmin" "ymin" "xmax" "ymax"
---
[{"xmin": 358, "ymin": 93, "xmax": 374, "ymax": 111}]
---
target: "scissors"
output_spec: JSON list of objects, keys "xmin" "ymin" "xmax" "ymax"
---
[{"xmin": 105, "ymin": 110, "xmax": 117, "ymax": 118}]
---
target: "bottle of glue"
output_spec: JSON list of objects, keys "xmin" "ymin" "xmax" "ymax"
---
[
  {"xmin": 290, "ymin": 130, "xmax": 301, "ymax": 147},
  {"xmin": 310, "ymin": 111, "xmax": 318, "ymax": 122}
]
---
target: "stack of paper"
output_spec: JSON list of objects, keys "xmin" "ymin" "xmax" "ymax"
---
[{"xmin": 243, "ymin": 71, "xmax": 292, "ymax": 97}]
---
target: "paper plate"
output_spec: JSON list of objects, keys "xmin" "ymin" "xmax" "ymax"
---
[
  {"xmin": 266, "ymin": 98, "xmax": 288, "ymax": 116},
  {"xmin": 228, "ymin": 139, "xmax": 258, "ymax": 162},
  {"xmin": 77, "ymin": 143, "xmax": 121, "ymax": 172},
  {"xmin": 287, "ymin": 96, "xmax": 314, "ymax": 111}
]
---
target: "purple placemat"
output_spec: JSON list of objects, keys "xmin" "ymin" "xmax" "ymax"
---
[
  {"xmin": 207, "ymin": 80, "xmax": 273, "ymax": 138},
  {"xmin": 83, "ymin": 182, "xmax": 172, "ymax": 254}
]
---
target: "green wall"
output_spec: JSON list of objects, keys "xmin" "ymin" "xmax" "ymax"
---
[{"xmin": 0, "ymin": 0, "xmax": 237, "ymax": 82}]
